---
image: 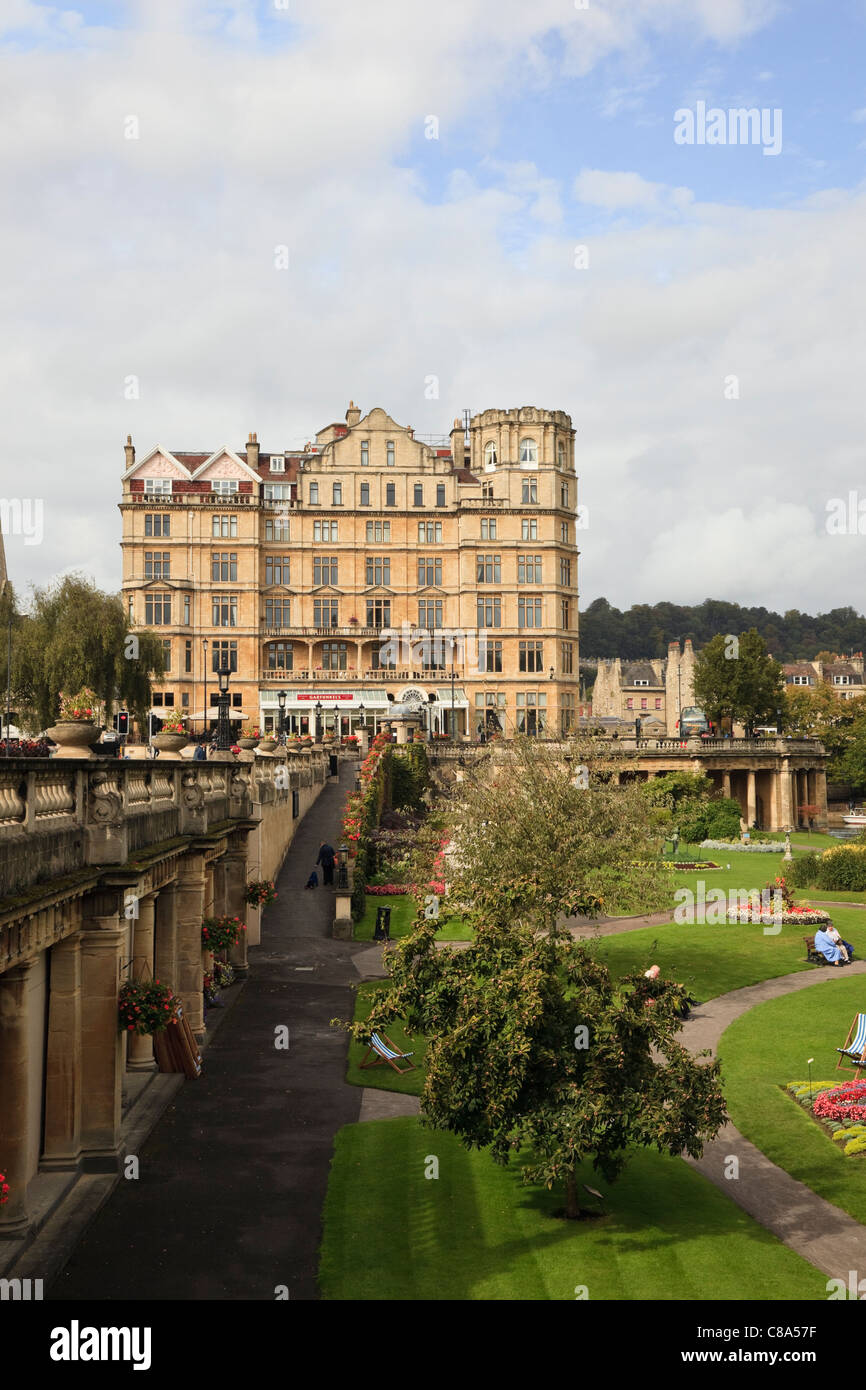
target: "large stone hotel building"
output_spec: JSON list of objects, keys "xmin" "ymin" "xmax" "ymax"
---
[{"xmin": 120, "ymin": 402, "xmax": 580, "ymax": 738}]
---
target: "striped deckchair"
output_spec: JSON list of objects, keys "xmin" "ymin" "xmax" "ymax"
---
[
  {"xmin": 836, "ymin": 1013, "xmax": 866, "ymax": 1074},
  {"xmin": 359, "ymin": 1031, "xmax": 416, "ymax": 1074}
]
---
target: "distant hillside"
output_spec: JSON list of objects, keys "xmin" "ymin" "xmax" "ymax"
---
[{"xmin": 579, "ymin": 598, "xmax": 866, "ymax": 664}]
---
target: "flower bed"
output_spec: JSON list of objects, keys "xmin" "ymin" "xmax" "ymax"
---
[
  {"xmin": 701, "ymin": 840, "xmax": 783, "ymax": 853},
  {"xmin": 729, "ymin": 906, "xmax": 831, "ymax": 925},
  {"xmin": 786, "ymin": 1079, "xmax": 866, "ymax": 1154},
  {"xmin": 366, "ymin": 883, "xmax": 412, "ymax": 895},
  {"xmin": 663, "ymin": 861, "xmax": 721, "ymax": 870}
]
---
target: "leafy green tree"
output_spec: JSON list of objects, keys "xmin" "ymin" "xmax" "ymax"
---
[
  {"xmin": 693, "ymin": 628, "xmax": 784, "ymax": 734},
  {"xmin": 362, "ymin": 917, "xmax": 726, "ymax": 1218},
  {"xmin": 11, "ymin": 574, "xmax": 165, "ymax": 733}
]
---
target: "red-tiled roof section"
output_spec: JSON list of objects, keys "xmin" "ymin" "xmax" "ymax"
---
[{"xmin": 454, "ymin": 468, "xmax": 480, "ymax": 484}]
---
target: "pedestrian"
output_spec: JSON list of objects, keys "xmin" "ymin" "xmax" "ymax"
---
[
  {"xmin": 194, "ymin": 742, "xmax": 206, "ymax": 761},
  {"xmin": 316, "ymin": 841, "xmax": 336, "ymax": 886}
]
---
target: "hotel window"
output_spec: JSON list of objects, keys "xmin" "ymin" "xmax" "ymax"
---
[
  {"xmin": 519, "ymin": 641, "xmax": 543, "ymax": 673},
  {"xmin": 561, "ymin": 641, "xmax": 573, "ymax": 674},
  {"xmin": 366, "ymin": 520, "xmax": 391, "ymax": 541},
  {"xmin": 641, "ymin": 698, "xmax": 648, "ymax": 710},
  {"xmin": 145, "ymin": 551, "xmax": 170, "ymax": 579},
  {"xmin": 185, "ymin": 639, "xmax": 192, "ymax": 673},
  {"xmin": 182, "ymin": 692, "xmax": 190, "ymax": 708},
  {"xmin": 387, "ymin": 442, "xmax": 395, "ymax": 466},
  {"xmin": 521, "ymin": 479, "xmax": 538, "ymax": 504},
  {"xmin": 211, "ymin": 479, "xmax": 238, "ymax": 495},
  {"xmin": 322, "ymin": 642, "xmax": 348, "ymax": 671},
  {"xmin": 560, "ymin": 522, "xmax": 568, "ymax": 543},
  {"xmin": 385, "ymin": 482, "xmax": 396, "ymax": 506},
  {"xmin": 417, "ymin": 556, "xmax": 442, "ymax": 587},
  {"xmin": 212, "ymin": 640, "xmax": 237, "ymax": 673},
  {"xmin": 265, "ymin": 598, "xmax": 291, "ymax": 627},
  {"xmin": 332, "ymin": 482, "xmax": 342, "ymax": 505},
  {"xmin": 144, "ymin": 478, "xmax": 172, "ymax": 495},
  {"xmin": 476, "ymin": 554, "xmax": 501, "ymax": 583},
  {"xmin": 366, "ymin": 598, "xmax": 391, "ymax": 627},
  {"xmin": 152, "ymin": 692, "xmax": 163, "ymax": 706},
  {"xmin": 413, "ymin": 484, "xmax": 423, "ymax": 507},
  {"xmin": 519, "ymin": 437, "xmax": 538, "ymax": 466},
  {"xmin": 418, "ymin": 521, "xmax": 442, "ymax": 543},
  {"xmin": 560, "ymin": 558, "xmax": 572, "ymax": 586},
  {"xmin": 163, "ymin": 693, "xmax": 175, "ymax": 707},
  {"xmin": 145, "ymin": 593, "xmax": 171, "ymax": 625},
  {"xmin": 211, "ymin": 515, "xmax": 237, "ymax": 538},
  {"xmin": 481, "ymin": 517, "xmax": 497, "ymax": 540},
  {"xmin": 478, "ymin": 638, "xmax": 502, "ymax": 673},
  {"xmin": 313, "ymin": 520, "xmax": 338, "ymax": 541},
  {"xmin": 560, "ymin": 482, "xmax": 569, "ymax": 508},
  {"xmin": 313, "ymin": 555, "xmax": 338, "ymax": 585},
  {"xmin": 561, "ymin": 598, "xmax": 571, "ymax": 629},
  {"xmin": 790, "ymin": 675, "xmax": 812, "ymax": 686},
  {"xmin": 476, "ymin": 594, "xmax": 501, "ymax": 628},
  {"xmin": 521, "ymin": 518, "xmax": 537, "ymax": 540},
  {"xmin": 517, "ymin": 554, "xmax": 542, "ymax": 584},
  {"xmin": 145, "ymin": 513, "xmax": 170, "ymax": 537},
  {"xmin": 484, "ymin": 441, "xmax": 497, "ymax": 468},
  {"xmin": 267, "ymin": 641, "xmax": 293, "ymax": 670},
  {"xmin": 655, "ymin": 698, "xmax": 662, "ymax": 709},
  {"xmin": 626, "ymin": 698, "xmax": 633, "ymax": 710},
  {"xmin": 269, "ymin": 455, "xmax": 285, "ymax": 473},
  {"xmin": 436, "ymin": 484, "xmax": 445, "ymax": 506},
  {"xmin": 162, "ymin": 639, "xmax": 172, "ymax": 671},
  {"xmin": 212, "ymin": 593, "xmax": 238, "ymax": 627},
  {"xmin": 183, "ymin": 594, "xmax": 190, "ymax": 625},
  {"xmin": 372, "ymin": 644, "xmax": 396, "ymax": 671},
  {"xmin": 309, "ymin": 482, "xmax": 319, "ymax": 504},
  {"xmin": 366, "ymin": 556, "xmax": 390, "ymax": 586},
  {"xmin": 232, "ymin": 693, "xmax": 242, "ymax": 708},
  {"xmin": 128, "ymin": 596, "xmax": 134, "ymax": 622},
  {"xmin": 313, "ymin": 598, "xmax": 338, "ymax": 626},
  {"xmin": 834, "ymin": 675, "xmax": 852, "ymax": 685},
  {"xmin": 265, "ymin": 515, "xmax": 288, "ymax": 541},
  {"xmin": 361, "ymin": 441, "xmax": 369, "ymax": 466},
  {"xmin": 561, "ymin": 692, "xmax": 575, "ymax": 734},
  {"xmin": 265, "ymin": 555, "xmax": 290, "ymax": 585},
  {"xmin": 212, "ymin": 552, "xmax": 238, "ymax": 582},
  {"xmin": 482, "ymin": 481, "xmax": 494, "ymax": 501},
  {"xmin": 360, "ymin": 482, "xmax": 370, "ymax": 506},
  {"xmin": 518, "ymin": 596, "xmax": 542, "ymax": 628},
  {"xmin": 476, "ymin": 691, "xmax": 506, "ymax": 730},
  {"xmin": 418, "ymin": 599, "xmax": 443, "ymax": 629},
  {"xmin": 263, "ymin": 483, "xmax": 290, "ymax": 503},
  {"xmin": 515, "ymin": 692, "xmax": 546, "ymax": 734},
  {"xmin": 558, "ymin": 441, "xmax": 566, "ymax": 467}
]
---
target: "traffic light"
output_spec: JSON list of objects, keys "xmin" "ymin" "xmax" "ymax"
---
[{"xmin": 115, "ymin": 710, "xmax": 129, "ymax": 736}]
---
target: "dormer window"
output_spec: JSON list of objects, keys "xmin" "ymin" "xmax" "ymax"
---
[
  {"xmin": 386, "ymin": 441, "xmax": 395, "ymax": 467},
  {"xmin": 211, "ymin": 479, "xmax": 238, "ymax": 495},
  {"xmin": 834, "ymin": 674, "xmax": 852, "ymax": 685},
  {"xmin": 144, "ymin": 478, "xmax": 172, "ymax": 495},
  {"xmin": 633, "ymin": 679, "xmax": 650, "ymax": 686},
  {"xmin": 270, "ymin": 455, "xmax": 285, "ymax": 473}
]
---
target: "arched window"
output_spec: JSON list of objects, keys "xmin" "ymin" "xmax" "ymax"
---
[
  {"xmin": 484, "ymin": 441, "xmax": 497, "ymax": 469},
  {"xmin": 267, "ymin": 642, "xmax": 293, "ymax": 670},
  {"xmin": 519, "ymin": 437, "xmax": 537, "ymax": 465}
]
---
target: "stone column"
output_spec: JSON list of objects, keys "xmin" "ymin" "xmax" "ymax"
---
[
  {"xmin": 223, "ymin": 836, "xmax": 251, "ymax": 977},
  {"xmin": 780, "ymin": 760, "xmax": 793, "ymax": 828},
  {"xmin": 746, "ymin": 770, "xmax": 757, "ymax": 826},
  {"xmin": 154, "ymin": 882, "xmax": 178, "ymax": 996},
  {"xmin": 127, "ymin": 894, "xmax": 158, "ymax": 1072},
  {"xmin": 79, "ymin": 901, "xmax": 126, "ymax": 1170},
  {"xmin": 41, "ymin": 932, "xmax": 83, "ymax": 1172},
  {"xmin": 176, "ymin": 852, "xmax": 206, "ymax": 1040},
  {"xmin": 0, "ymin": 960, "xmax": 36, "ymax": 1235},
  {"xmin": 722, "ymin": 770, "xmax": 731, "ymax": 799},
  {"xmin": 815, "ymin": 768, "xmax": 829, "ymax": 829}
]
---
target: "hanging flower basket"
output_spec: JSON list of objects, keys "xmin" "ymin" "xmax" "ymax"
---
[
  {"xmin": 0, "ymin": 1170, "xmax": 8, "ymax": 1205},
  {"xmin": 243, "ymin": 879, "xmax": 277, "ymax": 908},
  {"xmin": 118, "ymin": 978, "xmax": 178, "ymax": 1035},
  {"xmin": 201, "ymin": 915, "xmax": 246, "ymax": 952}
]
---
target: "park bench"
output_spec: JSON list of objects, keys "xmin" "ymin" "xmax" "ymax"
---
[{"xmin": 803, "ymin": 935, "xmax": 827, "ymax": 965}]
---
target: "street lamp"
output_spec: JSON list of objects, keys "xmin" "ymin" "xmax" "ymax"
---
[
  {"xmin": 450, "ymin": 658, "xmax": 456, "ymax": 741},
  {"xmin": 201, "ymin": 637, "xmax": 209, "ymax": 740},
  {"xmin": 314, "ymin": 700, "xmax": 323, "ymax": 743},
  {"xmin": 277, "ymin": 688, "xmax": 287, "ymax": 745},
  {"xmin": 216, "ymin": 662, "xmax": 232, "ymax": 751},
  {"xmin": 356, "ymin": 699, "xmax": 365, "ymax": 741}
]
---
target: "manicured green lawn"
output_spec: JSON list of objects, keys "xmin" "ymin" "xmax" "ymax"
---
[
  {"xmin": 319, "ymin": 1119, "xmax": 827, "ymax": 1300},
  {"xmin": 719, "ymin": 974, "xmax": 866, "ymax": 1226},
  {"xmin": 345, "ymin": 980, "xmax": 424, "ymax": 1096},
  {"xmin": 354, "ymin": 893, "xmax": 473, "ymax": 942}
]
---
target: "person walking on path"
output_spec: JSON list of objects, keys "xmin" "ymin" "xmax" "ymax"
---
[{"xmin": 316, "ymin": 841, "xmax": 336, "ymax": 886}]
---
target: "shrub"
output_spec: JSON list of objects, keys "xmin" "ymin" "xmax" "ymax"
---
[
  {"xmin": 704, "ymin": 797, "xmax": 742, "ymax": 841},
  {"xmin": 787, "ymin": 853, "xmax": 819, "ymax": 888},
  {"xmin": 815, "ymin": 845, "xmax": 866, "ymax": 892},
  {"xmin": 844, "ymin": 1135, "xmax": 866, "ymax": 1156}
]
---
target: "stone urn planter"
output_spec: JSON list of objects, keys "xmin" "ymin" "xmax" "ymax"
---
[
  {"xmin": 152, "ymin": 732, "xmax": 189, "ymax": 759},
  {"xmin": 237, "ymin": 737, "xmax": 257, "ymax": 751},
  {"xmin": 256, "ymin": 738, "xmax": 277, "ymax": 754},
  {"xmin": 46, "ymin": 721, "xmax": 98, "ymax": 758}
]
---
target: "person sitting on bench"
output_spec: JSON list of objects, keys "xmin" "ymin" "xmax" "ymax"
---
[{"xmin": 814, "ymin": 925, "xmax": 851, "ymax": 966}]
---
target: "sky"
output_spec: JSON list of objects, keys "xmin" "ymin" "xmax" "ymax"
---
[{"xmin": 2, "ymin": 0, "xmax": 866, "ymax": 615}]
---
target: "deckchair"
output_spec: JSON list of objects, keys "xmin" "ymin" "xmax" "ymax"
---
[
  {"xmin": 836, "ymin": 1013, "xmax": 866, "ymax": 1074},
  {"xmin": 359, "ymin": 1031, "xmax": 415, "ymax": 1074}
]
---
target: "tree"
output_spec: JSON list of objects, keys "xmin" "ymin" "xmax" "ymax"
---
[
  {"xmin": 693, "ymin": 628, "xmax": 784, "ymax": 734},
  {"xmin": 362, "ymin": 916, "xmax": 726, "ymax": 1218},
  {"xmin": 783, "ymin": 683, "xmax": 847, "ymax": 738},
  {"xmin": 11, "ymin": 574, "xmax": 165, "ymax": 733}
]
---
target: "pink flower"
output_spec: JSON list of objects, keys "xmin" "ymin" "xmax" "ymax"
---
[{"xmin": 644, "ymin": 965, "xmax": 660, "ymax": 980}]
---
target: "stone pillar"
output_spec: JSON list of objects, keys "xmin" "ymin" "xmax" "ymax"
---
[
  {"xmin": 176, "ymin": 852, "xmax": 207, "ymax": 1040},
  {"xmin": 154, "ymin": 882, "xmax": 178, "ymax": 996},
  {"xmin": 0, "ymin": 960, "xmax": 36, "ymax": 1235},
  {"xmin": 815, "ymin": 768, "xmax": 829, "ymax": 829},
  {"xmin": 222, "ymin": 836, "xmax": 250, "ymax": 978},
  {"xmin": 79, "ymin": 901, "xmax": 126, "ymax": 1170},
  {"xmin": 780, "ymin": 760, "xmax": 793, "ymax": 828},
  {"xmin": 41, "ymin": 932, "xmax": 83, "ymax": 1172},
  {"xmin": 746, "ymin": 770, "xmax": 757, "ymax": 826},
  {"xmin": 722, "ymin": 770, "xmax": 731, "ymax": 799},
  {"xmin": 127, "ymin": 894, "xmax": 158, "ymax": 1072}
]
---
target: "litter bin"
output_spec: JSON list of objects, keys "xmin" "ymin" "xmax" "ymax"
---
[
  {"xmin": 374, "ymin": 906, "xmax": 392, "ymax": 941},
  {"xmin": 329, "ymin": 753, "xmax": 338, "ymax": 778}
]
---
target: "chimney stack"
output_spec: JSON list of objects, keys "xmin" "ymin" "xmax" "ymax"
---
[
  {"xmin": 124, "ymin": 434, "xmax": 135, "ymax": 470},
  {"xmin": 450, "ymin": 417, "xmax": 465, "ymax": 471},
  {"xmin": 345, "ymin": 400, "xmax": 361, "ymax": 427},
  {"xmin": 246, "ymin": 431, "xmax": 260, "ymax": 469}
]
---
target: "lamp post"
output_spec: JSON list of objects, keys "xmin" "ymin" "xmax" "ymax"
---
[
  {"xmin": 201, "ymin": 637, "xmax": 209, "ymax": 740},
  {"xmin": 357, "ymin": 700, "xmax": 365, "ymax": 735},
  {"xmin": 216, "ymin": 662, "xmax": 232, "ymax": 751},
  {"xmin": 677, "ymin": 661, "xmax": 682, "ymax": 744},
  {"xmin": 314, "ymin": 700, "xmax": 323, "ymax": 743},
  {"xmin": 277, "ymin": 688, "xmax": 287, "ymax": 745},
  {"xmin": 450, "ymin": 658, "xmax": 456, "ymax": 741}
]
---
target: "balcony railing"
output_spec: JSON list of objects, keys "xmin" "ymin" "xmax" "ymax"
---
[{"xmin": 260, "ymin": 625, "xmax": 381, "ymax": 638}]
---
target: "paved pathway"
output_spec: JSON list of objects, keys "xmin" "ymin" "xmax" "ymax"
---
[{"xmin": 50, "ymin": 762, "xmax": 372, "ymax": 1302}]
